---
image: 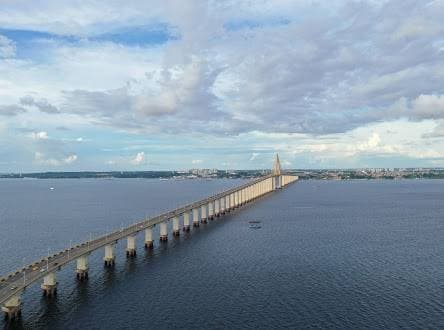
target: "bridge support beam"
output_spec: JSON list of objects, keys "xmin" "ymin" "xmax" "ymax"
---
[
  {"xmin": 160, "ymin": 222, "xmax": 168, "ymax": 241},
  {"xmin": 41, "ymin": 272, "xmax": 57, "ymax": 297},
  {"xmin": 173, "ymin": 217, "xmax": 180, "ymax": 236},
  {"xmin": 126, "ymin": 235, "xmax": 136, "ymax": 257},
  {"xmin": 104, "ymin": 244, "xmax": 115, "ymax": 267},
  {"xmin": 76, "ymin": 255, "xmax": 89, "ymax": 281},
  {"xmin": 2, "ymin": 294, "xmax": 21, "ymax": 320},
  {"xmin": 193, "ymin": 208, "xmax": 199, "ymax": 227},
  {"xmin": 220, "ymin": 197, "xmax": 225, "ymax": 214},
  {"xmin": 144, "ymin": 227, "xmax": 153, "ymax": 249},
  {"xmin": 214, "ymin": 199, "xmax": 220, "ymax": 217},
  {"xmin": 183, "ymin": 212, "xmax": 190, "ymax": 232},
  {"xmin": 201, "ymin": 205, "xmax": 207, "ymax": 223},
  {"xmin": 208, "ymin": 201, "xmax": 214, "ymax": 220}
]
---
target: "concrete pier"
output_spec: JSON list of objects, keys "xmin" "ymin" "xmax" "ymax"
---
[
  {"xmin": 41, "ymin": 272, "xmax": 57, "ymax": 296},
  {"xmin": 144, "ymin": 227, "xmax": 154, "ymax": 249},
  {"xmin": 193, "ymin": 208, "xmax": 199, "ymax": 227},
  {"xmin": 201, "ymin": 205, "xmax": 207, "ymax": 223},
  {"xmin": 126, "ymin": 235, "xmax": 136, "ymax": 257},
  {"xmin": 172, "ymin": 217, "xmax": 180, "ymax": 236},
  {"xmin": 183, "ymin": 212, "xmax": 191, "ymax": 232},
  {"xmin": 1, "ymin": 295, "xmax": 21, "ymax": 320},
  {"xmin": 208, "ymin": 201, "xmax": 214, "ymax": 220},
  {"xmin": 103, "ymin": 244, "xmax": 115, "ymax": 266},
  {"xmin": 160, "ymin": 222, "xmax": 168, "ymax": 241},
  {"xmin": 214, "ymin": 199, "xmax": 220, "ymax": 217},
  {"xmin": 76, "ymin": 255, "xmax": 89, "ymax": 280},
  {"xmin": 219, "ymin": 197, "xmax": 225, "ymax": 215}
]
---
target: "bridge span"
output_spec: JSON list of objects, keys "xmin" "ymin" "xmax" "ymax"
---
[{"xmin": 1, "ymin": 156, "xmax": 297, "ymax": 320}]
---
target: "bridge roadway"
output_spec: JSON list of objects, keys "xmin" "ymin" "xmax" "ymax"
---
[{"xmin": 0, "ymin": 174, "xmax": 278, "ymax": 307}]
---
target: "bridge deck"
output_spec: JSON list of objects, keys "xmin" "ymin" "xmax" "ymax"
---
[{"xmin": 0, "ymin": 175, "xmax": 277, "ymax": 306}]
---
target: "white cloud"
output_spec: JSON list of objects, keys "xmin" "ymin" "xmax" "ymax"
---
[
  {"xmin": 249, "ymin": 153, "xmax": 259, "ymax": 161},
  {"xmin": 1, "ymin": 1, "xmax": 444, "ymax": 170},
  {"xmin": 131, "ymin": 151, "xmax": 145, "ymax": 165},
  {"xmin": 0, "ymin": 35, "xmax": 16, "ymax": 58},
  {"xmin": 64, "ymin": 154, "xmax": 77, "ymax": 164},
  {"xmin": 34, "ymin": 152, "xmax": 77, "ymax": 166},
  {"xmin": 29, "ymin": 131, "xmax": 49, "ymax": 140},
  {"xmin": 191, "ymin": 159, "xmax": 203, "ymax": 164}
]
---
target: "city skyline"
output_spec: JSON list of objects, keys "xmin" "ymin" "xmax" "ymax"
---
[{"xmin": 1, "ymin": 1, "xmax": 444, "ymax": 171}]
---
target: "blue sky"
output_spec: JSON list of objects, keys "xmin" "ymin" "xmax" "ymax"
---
[{"xmin": 0, "ymin": 0, "xmax": 444, "ymax": 172}]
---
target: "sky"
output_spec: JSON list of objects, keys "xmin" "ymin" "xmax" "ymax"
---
[{"xmin": 0, "ymin": 0, "xmax": 444, "ymax": 172}]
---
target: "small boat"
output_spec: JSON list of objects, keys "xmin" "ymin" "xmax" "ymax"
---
[
  {"xmin": 49, "ymin": 187, "xmax": 55, "ymax": 190},
  {"xmin": 248, "ymin": 221, "xmax": 261, "ymax": 229}
]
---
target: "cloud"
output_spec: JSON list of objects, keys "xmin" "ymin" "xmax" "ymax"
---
[
  {"xmin": 249, "ymin": 153, "xmax": 259, "ymax": 161},
  {"xmin": 20, "ymin": 95, "xmax": 60, "ymax": 114},
  {"xmin": 0, "ymin": 35, "xmax": 16, "ymax": 58},
  {"xmin": 34, "ymin": 152, "xmax": 78, "ymax": 166},
  {"xmin": 130, "ymin": 151, "xmax": 145, "ymax": 165},
  {"xmin": 64, "ymin": 154, "xmax": 77, "ymax": 164},
  {"xmin": 411, "ymin": 94, "xmax": 444, "ymax": 120},
  {"xmin": 29, "ymin": 131, "xmax": 49, "ymax": 140},
  {"xmin": 2, "ymin": 1, "xmax": 444, "ymax": 170},
  {"xmin": 0, "ymin": 104, "xmax": 26, "ymax": 116},
  {"xmin": 191, "ymin": 159, "xmax": 203, "ymax": 164}
]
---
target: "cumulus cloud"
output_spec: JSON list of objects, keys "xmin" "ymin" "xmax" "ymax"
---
[
  {"xmin": 34, "ymin": 152, "xmax": 78, "ymax": 166},
  {"xmin": 0, "ymin": 35, "xmax": 15, "ymax": 58},
  {"xmin": 249, "ymin": 153, "xmax": 259, "ymax": 161},
  {"xmin": 0, "ymin": 104, "xmax": 26, "ymax": 116},
  {"xmin": 130, "ymin": 152, "xmax": 145, "ymax": 165},
  {"xmin": 411, "ymin": 94, "xmax": 444, "ymax": 120},
  {"xmin": 2, "ymin": 1, "xmax": 444, "ymax": 170},
  {"xmin": 29, "ymin": 131, "xmax": 49, "ymax": 140},
  {"xmin": 20, "ymin": 95, "xmax": 60, "ymax": 114}
]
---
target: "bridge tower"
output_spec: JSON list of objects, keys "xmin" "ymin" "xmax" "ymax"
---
[{"xmin": 272, "ymin": 153, "xmax": 282, "ymax": 189}]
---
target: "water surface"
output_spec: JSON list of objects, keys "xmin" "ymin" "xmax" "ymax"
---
[{"xmin": 0, "ymin": 179, "xmax": 443, "ymax": 328}]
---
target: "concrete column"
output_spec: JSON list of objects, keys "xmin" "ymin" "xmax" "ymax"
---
[
  {"xmin": 230, "ymin": 193, "xmax": 235, "ymax": 209},
  {"xmin": 104, "ymin": 244, "xmax": 115, "ymax": 266},
  {"xmin": 214, "ymin": 199, "xmax": 220, "ymax": 217},
  {"xmin": 173, "ymin": 217, "xmax": 180, "ymax": 236},
  {"xmin": 103, "ymin": 244, "xmax": 116, "ymax": 267},
  {"xmin": 220, "ymin": 197, "xmax": 225, "ymax": 214},
  {"xmin": 193, "ymin": 208, "xmax": 200, "ymax": 227},
  {"xmin": 160, "ymin": 221, "xmax": 168, "ymax": 241},
  {"xmin": 2, "ymin": 294, "xmax": 21, "ymax": 320},
  {"xmin": 201, "ymin": 205, "xmax": 207, "ymax": 223},
  {"xmin": 41, "ymin": 272, "xmax": 57, "ymax": 296},
  {"xmin": 144, "ymin": 227, "xmax": 154, "ymax": 249},
  {"xmin": 126, "ymin": 235, "xmax": 136, "ymax": 257},
  {"xmin": 208, "ymin": 201, "xmax": 214, "ymax": 220},
  {"xmin": 76, "ymin": 255, "xmax": 89, "ymax": 280},
  {"xmin": 225, "ymin": 195, "xmax": 230, "ymax": 212},
  {"xmin": 183, "ymin": 212, "xmax": 191, "ymax": 232},
  {"xmin": 234, "ymin": 191, "xmax": 239, "ymax": 207}
]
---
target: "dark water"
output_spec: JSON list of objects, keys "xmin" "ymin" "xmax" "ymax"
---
[{"xmin": 0, "ymin": 179, "xmax": 443, "ymax": 329}]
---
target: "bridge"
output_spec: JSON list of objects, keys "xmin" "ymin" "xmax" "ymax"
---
[{"xmin": 0, "ymin": 155, "xmax": 298, "ymax": 320}]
